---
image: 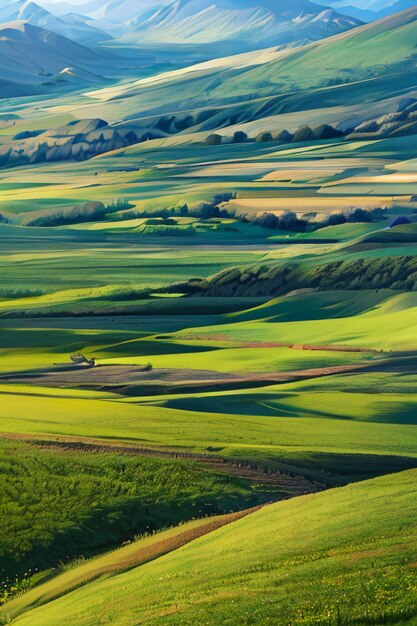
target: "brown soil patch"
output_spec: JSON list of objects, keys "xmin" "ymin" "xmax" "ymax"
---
[{"xmin": 0, "ymin": 361, "xmax": 376, "ymax": 395}]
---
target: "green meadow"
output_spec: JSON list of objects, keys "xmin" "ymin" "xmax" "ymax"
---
[
  {"xmin": 2, "ymin": 39, "xmax": 417, "ymax": 623},
  {"xmin": 5, "ymin": 470, "xmax": 417, "ymax": 626}
]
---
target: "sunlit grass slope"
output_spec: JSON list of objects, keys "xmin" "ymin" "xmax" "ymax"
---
[
  {"xmin": 3, "ymin": 506, "xmax": 263, "ymax": 624},
  {"xmin": 9, "ymin": 470, "xmax": 417, "ymax": 626},
  {"xmin": 176, "ymin": 291, "xmax": 417, "ymax": 350},
  {"xmin": 1, "ymin": 384, "xmax": 417, "ymax": 460}
]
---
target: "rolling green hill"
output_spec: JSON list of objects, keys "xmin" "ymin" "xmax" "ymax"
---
[{"xmin": 5, "ymin": 469, "xmax": 417, "ymax": 626}]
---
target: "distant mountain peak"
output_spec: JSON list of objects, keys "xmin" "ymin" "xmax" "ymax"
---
[
  {"xmin": 120, "ymin": 0, "xmax": 362, "ymax": 50},
  {"xmin": 0, "ymin": 0, "xmax": 111, "ymax": 44}
]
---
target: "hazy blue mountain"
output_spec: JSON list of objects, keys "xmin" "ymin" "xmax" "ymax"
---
[
  {"xmin": 121, "ymin": 0, "xmax": 362, "ymax": 50},
  {"xmin": 34, "ymin": 0, "xmax": 362, "ymax": 49},
  {"xmin": 0, "ymin": 0, "xmax": 111, "ymax": 43},
  {"xmin": 0, "ymin": 21, "xmax": 107, "ymax": 95},
  {"xmin": 37, "ymin": 0, "xmax": 171, "ymax": 22},
  {"xmin": 318, "ymin": 0, "xmax": 417, "ymax": 21}
]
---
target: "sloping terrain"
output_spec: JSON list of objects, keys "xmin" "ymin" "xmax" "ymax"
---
[
  {"xmin": 0, "ymin": 3, "xmax": 417, "ymax": 624},
  {"xmin": 2, "ymin": 508, "xmax": 261, "ymax": 623},
  {"xmin": 5, "ymin": 469, "xmax": 417, "ymax": 625},
  {"xmin": 0, "ymin": 118, "xmax": 139, "ymax": 168}
]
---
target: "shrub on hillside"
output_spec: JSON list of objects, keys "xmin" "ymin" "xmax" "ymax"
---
[
  {"xmin": 188, "ymin": 194, "xmax": 236, "ymax": 219},
  {"xmin": 233, "ymin": 131, "xmax": 248, "ymax": 143},
  {"xmin": 326, "ymin": 213, "xmax": 347, "ymax": 226},
  {"xmin": 23, "ymin": 201, "xmax": 109, "ymax": 227},
  {"xmin": 254, "ymin": 212, "xmax": 280, "ymax": 229},
  {"xmin": 346, "ymin": 208, "xmax": 371, "ymax": 223},
  {"xmin": 313, "ymin": 124, "xmax": 344, "ymax": 140},
  {"xmin": 145, "ymin": 218, "xmax": 177, "ymax": 225},
  {"xmin": 293, "ymin": 126, "xmax": 315, "ymax": 143},
  {"xmin": 390, "ymin": 216, "xmax": 411, "ymax": 228},
  {"xmin": 13, "ymin": 129, "xmax": 44, "ymax": 140},
  {"xmin": 272, "ymin": 130, "xmax": 293, "ymax": 143},
  {"xmin": 280, "ymin": 211, "xmax": 303, "ymax": 231},
  {"xmin": 105, "ymin": 198, "xmax": 134, "ymax": 212},
  {"xmin": 256, "ymin": 132, "xmax": 273, "ymax": 143},
  {"xmin": 187, "ymin": 255, "xmax": 417, "ymax": 297},
  {"xmin": 205, "ymin": 134, "xmax": 222, "ymax": 146}
]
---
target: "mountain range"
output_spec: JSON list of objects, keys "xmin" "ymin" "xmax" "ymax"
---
[
  {"xmin": 0, "ymin": 21, "xmax": 109, "ymax": 96},
  {"xmin": 0, "ymin": 0, "xmax": 111, "ymax": 43},
  {"xmin": 31, "ymin": 0, "xmax": 363, "ymax": 51},
  {"xmin": 0, "ymin": 0, "xmax": 415, "ymax": 101},
  {"xmin": 78, "ymin": 5, "xmax": 417, "ymax": 145},
  {"xmin": 319, "ymin": 0, "xmax": 417, "ymax": 21},
  {"xmin": 122, "ymin": 0, "xmax": 362, "ymax": 49},
  {"xmin": 0, "ymin": 0, "xmax": 367, "ymax": 99}
]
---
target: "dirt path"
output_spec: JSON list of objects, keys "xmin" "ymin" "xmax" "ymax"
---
[{"xmin": 3, "ymin": 433, "xmax": 325, "ymax": 495}]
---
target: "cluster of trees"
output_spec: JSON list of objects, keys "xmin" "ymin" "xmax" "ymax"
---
[
  {"xmin": 243, "ymin": 210, "xmax": 304, "ymax": 232},
  {"xmin": 21, "ymin": 193, "xmax": 386, "ymax": 233},
  {"xmin": 0, "ymin": 288, "xmax": 43, "ymax": 299},
  {"xmin": 181, "ymin": 255, "xmax": 417, "ymax": 298},
  {"xmin": 205, "ymin": 124, "xmax": 344, "ymax": 147},
  {"xmin": 114, "ymin": 194, "xmax": 236, "ymax": 222},
  {"xmin": 23, "ymin": 199, "xmax": 133, "ymax": 228},
  {"xmin": 114, "ymin": 192, "xmax": 385, "ymax": 234},
  {"xmin": 326, "ymin": 207, "xmax": 386, "ymax": 226},
  {"xmin": 390, "ymin": 216, "xmax": 411, "ymax": 228},
  {"xmin": 237, "ymin": 206, "xmax": 385, "ymax": 233},
  {"xmin": 305, "ymin": 256, "xmax": 417, "ymax": 291}
]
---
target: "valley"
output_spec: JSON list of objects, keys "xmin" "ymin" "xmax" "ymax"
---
[{"xmin": 1, "ymin": 1, "xmax": 417, "ymax": 625}]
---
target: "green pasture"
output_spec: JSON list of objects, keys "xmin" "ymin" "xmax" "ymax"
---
[
  {"xmin": 7, "ymin": 470, "xmax": 417, "ymax": 626},
  {"xmin": 1, "ymin": 382, "xmax": 417, "ymax": 461},
  {"xmin": 97, "ymin": 343, "xmax": 368, "ymax": 373},
  {"xmin": 2, "ymin": 20, "xmax": 417, "ymax": 626},
  {"xmin": 146, "ymin": 373, "xmax": 417, "ymax": 425},
  {"xmin": 176, "ymin": 291, "xmax": 417, "ymax": 351},
  {"xmin": 2, "ymin": 515, "xmax": 232, "ymax": 623},
  {"xmin": 0, "ymin": 132, "xmax": 415, "ymax": 230}
]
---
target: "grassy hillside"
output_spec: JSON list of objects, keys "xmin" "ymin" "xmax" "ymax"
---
[
  {"xmin": 3, "ymin": 9, "xmax": 417, "ymax": 145},
  {"xmin": 217, "ymin": 7, "xmax": 417, "ymax": 101},
  {"xmin": 1, "ymin": 373, "xmax": 417, "ymax": 465},
  {"xmin": 6, "ymin": 469, "xmax": 417, "ymax": 626},
  {"xmin": 2, "ymin": 510, "xmax": 256, "ymax": 623},
  {"xmin": 0, "ymin": 440, "xmax": 270, "ymax": 585},
  {"xmin": 173, "ymin": 290, "xmax": 417, "ymax": 350}
]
